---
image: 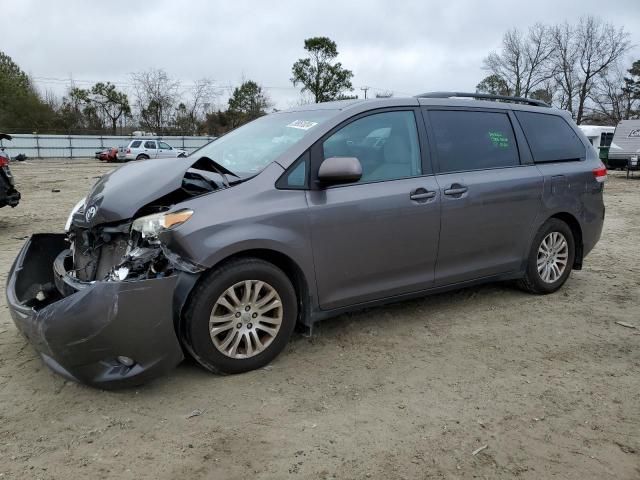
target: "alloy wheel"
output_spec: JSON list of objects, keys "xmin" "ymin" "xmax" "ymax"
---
[
  {"xmin": 209, "ymin": 280, "xmax": 283, "ymax": 359},
  {"xmin": 537, "ymin": 231, "xmax": 569, "ymax": 283}
]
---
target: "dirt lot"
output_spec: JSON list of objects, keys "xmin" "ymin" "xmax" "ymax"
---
[{"xmin": 0, "ymin": 159, "xmax": 638, "ymax": 479}]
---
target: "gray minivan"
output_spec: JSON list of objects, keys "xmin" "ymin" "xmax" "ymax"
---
[{"xmin": 6, "ymin": 93, "xmax": 606, "ymax": 388}]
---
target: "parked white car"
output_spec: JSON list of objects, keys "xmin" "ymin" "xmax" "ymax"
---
[{"xmin": 117, "ymin": 139, "xmax": 187, "ymax": 161}]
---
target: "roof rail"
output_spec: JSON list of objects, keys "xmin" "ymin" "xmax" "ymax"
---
[{"xmin": 415, "ymin": 91, "xmax": 551, "ymax": 108}]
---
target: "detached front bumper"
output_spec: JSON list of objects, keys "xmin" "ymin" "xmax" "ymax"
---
[{"xmin": 6, "ymin": 234, "xmax": 185, "ymax": 389}]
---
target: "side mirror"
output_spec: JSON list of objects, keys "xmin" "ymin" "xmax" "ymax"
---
[{"xmin": 318, "ymin": 157, "xmax": 362, "ymax": 185}]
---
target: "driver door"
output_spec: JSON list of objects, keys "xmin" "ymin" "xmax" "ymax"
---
[{"xmin": 306, "ymin": 109, "xmax": 441, "ymax": 310}]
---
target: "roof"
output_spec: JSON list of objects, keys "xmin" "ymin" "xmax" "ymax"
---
[{"xmin": 579, "ymin": 125, "xmax": 615, "ymax": 136}]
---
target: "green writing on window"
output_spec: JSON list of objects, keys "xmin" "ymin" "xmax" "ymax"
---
[{"xmin": 488, "ymin": 131, "xmax": 509, "ymax": 148}]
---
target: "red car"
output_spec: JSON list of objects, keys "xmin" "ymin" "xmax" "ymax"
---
[
  {"xmin": 95, "ymin": 147, "xmax": 118, "ymax": 162},
  {"xmin": 0, "ymin": 133, "xmax": 20, "ymax": 208}
]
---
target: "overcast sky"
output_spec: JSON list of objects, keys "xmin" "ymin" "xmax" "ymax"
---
[{"xmin": 3, "ymin": 0, "xmax": 640, "ymax": 109}]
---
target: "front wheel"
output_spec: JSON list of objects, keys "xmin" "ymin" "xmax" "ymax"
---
[
  {"xmin": 182, "ymin": 258, "xmax": 298, "ymax": 375},
  {"xmin": 518, "ymin": 219, "xmax": 575, "ymax": 294}
]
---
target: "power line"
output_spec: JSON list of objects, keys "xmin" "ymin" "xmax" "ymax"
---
[{"xmin": 29, "ymin": 76, "xmax": 413, "ymax": 96}]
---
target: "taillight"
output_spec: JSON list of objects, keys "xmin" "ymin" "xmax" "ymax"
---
[
  {"xmin": 127, "ymin": 148, "xmax": 131, "ymax": 153},
  {"xmin": 593, "ymin": 163, "xmax": 607, "ymax": 183},
  {"xmin": 0, "ymin": 156, "xmax": 7, "ymax": 167}
]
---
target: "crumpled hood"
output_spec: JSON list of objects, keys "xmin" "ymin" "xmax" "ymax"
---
[{"xmin": 83, "ymin": 157, "xmax": 195, "ymax": 226}]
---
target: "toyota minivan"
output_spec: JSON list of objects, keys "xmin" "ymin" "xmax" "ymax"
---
[{"xmin": 6, "ymin": 93, "xmax": 606, "ymax": 388}]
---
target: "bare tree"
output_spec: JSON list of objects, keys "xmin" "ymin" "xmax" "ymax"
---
[
  {"xmin": 483, "ymin": 23, "xmax": 554, "ymax": 97},
  {"xmin": 551, "ymin": 17, "xmax": 630, "ymax": 124},
  {"xmin": 131, "ymin": 69, "xmax": 180, "ymax": 132},
  {"xmin": 590, "ymin": 66, "xmax": 639, "ymax": 124},
  {"xmin": 175, "ymin": 78, "xmax": 219, "ymax": 133},
  {"xmin": 550, "ymin": 22, "xmax": 579, "ymax": 112},
  {"xmin": 187, "ymin": 79, "xmax": 218, "ymax": 121},
  {"xmin": 575, "ymin": 17, "xmax": 630, "ymax": 124}
]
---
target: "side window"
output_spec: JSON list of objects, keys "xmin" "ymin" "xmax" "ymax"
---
[
  {"xmin": 278, "ymin": 152, "xmax": 308, "ymax": 189},
  {"xmin": 515, "ymin": 111, "xmax": 585, "ymax": 162},
  {"xmin": 322, "ymin": 111, "xmax": 421, "ymax": 183},
  {"xmin": 158, "ymin": 141, "xmax": 171, "ymax": 149},
  {"xmin": 429, "ymin": 110, "xmax": 519, "ymax": 173},
  {"xmin": 130, "ymin": 140, "xmax": 142, "ymax": 148},
  {"xmin": 144, "ymin": 141, "xmax": 157, "ymax": 149}
]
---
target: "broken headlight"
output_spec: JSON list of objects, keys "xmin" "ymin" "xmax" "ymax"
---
[
  {"xmin": 64, "ymin": 197, "xmax": 86, "ymax": 231},
  {"xmin": 131, "ymin": 209, "xmax": 193, "ymax": 238}
]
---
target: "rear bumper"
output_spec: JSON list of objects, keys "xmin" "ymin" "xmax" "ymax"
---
[{"xmin": 6, "ymin": 234, "xmax": 184, "ymax": 389}]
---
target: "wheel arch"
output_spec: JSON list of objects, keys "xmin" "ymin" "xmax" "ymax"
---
[
  {"xmin": 180, "ymin": 248, "xmax": 312, "ymax": 332},
  {"xmin": 548, "ymin": 212, "xmax": 583, "ymax": 270}
]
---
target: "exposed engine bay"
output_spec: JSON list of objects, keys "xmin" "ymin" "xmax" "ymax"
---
[
  {"xmin": 66, "ymin": 223, "xmax": 193, "ymax": 283},
  {"xmin": 63, "ymin": 156, "xmax": 240, "ymax": 285}
]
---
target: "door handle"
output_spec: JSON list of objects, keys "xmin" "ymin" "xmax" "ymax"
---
[
  {"xmin": 410, "ymin": 188, "xmax": 436, "ymax": 201},
  {"xmin": 444, "ymin": 184, "xmax": 468, "ymax": 196}
]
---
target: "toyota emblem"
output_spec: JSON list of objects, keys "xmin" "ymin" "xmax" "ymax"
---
[{"xmin": 85, "ymin": 206, "xmax": 98, "ymax": 222}]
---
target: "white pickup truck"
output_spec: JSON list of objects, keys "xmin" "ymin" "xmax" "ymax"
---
[{"xmin": 117, "ymin": 139, "xmax": 187, "ymax": 161}]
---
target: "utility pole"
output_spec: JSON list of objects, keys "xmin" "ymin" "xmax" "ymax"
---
[{"xmin": 360, "ymin": 86, "xmax": 370, "ymax": 99}]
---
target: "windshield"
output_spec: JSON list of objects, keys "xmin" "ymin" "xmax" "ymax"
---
[{"xmin": 191, "ymin": 110, "xmax": 336, "ymax": 177}]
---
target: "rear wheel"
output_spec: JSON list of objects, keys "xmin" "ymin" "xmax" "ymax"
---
[
  {"xmin": 518, "ymin": 218, "xmax": 575, "ymax": 294},
  {"xmin": 183, "ymin": 258, "xmax": 297, "ymax": 374},
  {"xmin": 136, "ymin": 154, "xmax": 149, "ymax": 161}
]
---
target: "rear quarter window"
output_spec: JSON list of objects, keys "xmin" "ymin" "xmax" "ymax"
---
[
  {"xmin": 130, "ymin": 140, "xmax": 142, "ymax": 148},
  {"xmin": 515, "ymin": 111, "xmax": 585, "ymax": 163}
]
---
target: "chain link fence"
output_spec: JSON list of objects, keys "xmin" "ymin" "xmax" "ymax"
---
[{"xmin": 0, "ymin": 134, "xmax": 215, "ymax": 159}]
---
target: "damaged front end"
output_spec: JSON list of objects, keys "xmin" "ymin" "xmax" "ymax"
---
[
  {"xmin": 5, "ymin": 156, "xmax": 233, "ymax": 389},
  {"xmin": 62, "ymin": 207, "xmax": 202, "ymax": 290},
  {"xmin": 6, "ymin": 233, "xmax": 190, "ymax": 389}
]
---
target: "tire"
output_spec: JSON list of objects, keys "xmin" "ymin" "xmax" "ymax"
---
[
  {"xmin": 518, "ymin": 218, "xmax": 575, "ymax": 294},
  {"xmin": 136, "ymin": 154, "xmax": 149, "ymax": 161},
  {"xmin": 182, "ymin": 258, "xmax": 298, "ymax": 375}
]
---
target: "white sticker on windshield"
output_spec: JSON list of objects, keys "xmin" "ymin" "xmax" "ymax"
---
[{"xmin": 286, "ymin": 120, "xmax": 318, "ymax": 130}]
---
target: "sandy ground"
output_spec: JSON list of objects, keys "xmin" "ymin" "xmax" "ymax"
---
[{"xmin": 0, "ymin": 159, "xmax": 638, "ymax": 480}]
